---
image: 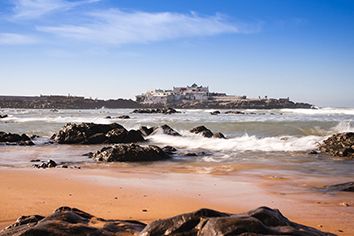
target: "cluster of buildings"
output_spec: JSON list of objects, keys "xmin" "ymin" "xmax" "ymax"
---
[
  {"xmin": 136, "ymin": 83, "xmax": 243, "ymax": 105},
  {"xmin": 136, "ymin": 83, "xmax": 211, "ymax": 105}
]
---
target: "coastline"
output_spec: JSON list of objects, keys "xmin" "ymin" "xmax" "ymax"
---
[{"xmin": 1, "ymin": 167, "xmax": 353, "ymax": 235}]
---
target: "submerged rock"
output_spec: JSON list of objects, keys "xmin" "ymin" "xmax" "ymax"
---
[
  {"xmin": 33, "ymin": 159, "xmax": 57, "ymax": 169},
  {"xmin": 319, "ymin": 132, "xmax": 354, "ymax": 158},
  {"xmin": 159, "ymin": 124, "xmax": 181, "ymax": 136},
  {"xmin": 324, "ymin": 182, "xmax": 354, "ymax": 192},
  {"xmin": 118, "ymin": 115, "xmax": 130, "ymax": 119},
  {"xmin": 190, "ymin": 125, "xmax": 226, "ymax": 139},
  {"xmin": 190, "ymin": 126, "xmax": 214, "ymax": 138},
  {"xmin": 51, "ymin": 122, "xmax": 144, "ymax": 144},
  {"xmin": 162, "ymin": 145, "xmax": 177, "ymax": 154},
  {"xmin": 92, "ymin": 144, "xmax": 171, "ymax": 162},
  {"xmin": 138, "ymin": 126, "xmax": 156, "ymax": 137},
  {"xmin": 0, "ymin": 132, "xmax": 34, "ymax": 145},
  {"xmin": 1, "ymin": 206, "xmax": 333, "ymax": 236},
  {"xmin": 132, "ymin": 108, "xmax": 179, "ymax": 114}
]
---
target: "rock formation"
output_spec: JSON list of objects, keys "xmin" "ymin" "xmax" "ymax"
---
[
  {"xmin": 91, "ymin": 144, "xmax": 171, "ymax": 162},
  {"xmin": 0, "ymin": 132, "xmax": 34, "ymax": 145},
  {"xmin": 0, "ymin": 206, "xmax": 334, "ymax": 236},
  {"xmin": 319, "ymin": 132, "xmax": 354, "ymax": 158},
  {"xmin": 51, "ymin": 123, "xmax": 145, "ymax": 144},
  {"xmin": 190, "ymin": 126, "xmax": 226, "ymax": 139}
]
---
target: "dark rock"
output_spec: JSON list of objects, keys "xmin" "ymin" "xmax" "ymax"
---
[
  {"xmin": 160, "ymin": 124, "xmax": 181, "ymax": 136},
  {"xmin": 118, "ymin": 115, "xmax": 130, "ymax": 119},
  {"xmin": 0, "ymin": 206, "xmax": 145, "ymax": 236},
  {"xmin": 225, "ymin": 110, "xmax": 245, "ymax": 114},
  {"xmin": 105, "ymin": 116, "xmax": 112, "ymax": 119},
  {"xmin": 132, "ymin": 108, "xmax": 179, "ymax": 114},
  {"xmin": 139, "ymin": 126, "xmax": 156, "ymax": 136},
  {"xmin": 0, "ymin": 114, "xmax": 8, "ymax": 119},
  {"xmin": 309, "ymin": 150, "xmax": 319, "ymax": 155},
  {"xmin": 87, "ymin": 133, "xmax": 107, "ymax": 144},
  {"xmin": 140, "ymin": 206, "xmax": 333, "ymax": 236},
  {"xmin": 82, "ymin": 152, "xmax": 93, "ymax": 157},
  {"xmin": 324, "ymin": 182, "xmax": 354, "ymax": 192},
  {"xmin": 125, "ymin": 130, "xmax": 145, "ymax": 143},
  {"xmin": 190, "ymin": 126, "xmax": 214, "ymax": 138},
  {"xmin": 33, "ymin": 159, "xmax": 57, "ymax": 169},
  {"xmin": 92, "ymin": 144, "xmax": 171, "ymax": 162},
  {"xmin": 213, "ymin": 132, "xmax": 226, "ymax": 139},
  {"xmin": 0, "ymin": 132, "xmax": 34, "ymax": 145},
  {"xmin": 185, "ymin": 152, "xmax": 198, "ymax": 156},
  {"xmin": 52, "ymin": 122, "xmax": 144, "ymax": 144},
  {"xmin": 162, "ymin": 146, "xmax": 177, "ymax": 154},
  {"xmin": 1, "ymin": 206, "xmax": 333, "ymax": 236},
  {"xmin": 30, "ymin": 159, "xmax": 41, "ymax": 162},
  {"xmin": 319, "ymin": 132, "xmax": 354, "ymax": 158},
  {"xmin": 210, "ymin": 111, "xmax": 220, "ymax": 115}
]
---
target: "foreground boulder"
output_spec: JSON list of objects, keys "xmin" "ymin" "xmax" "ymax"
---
[
  {"xmin": 190, "ymin": 126, "xmax": 226, "ymax": 139},
  {"xmin": 132, "ymin": 108, "xmax": 179, "ymax": 114},
  {"xmin": 51, "ymin": 123, "xmax": 144, "ymax": 144},
  {"xmin": 319, "ymin": 132, "xmax": 354, "ymax": 158},
  {"xmin": 324, "ymin": 182, "xmax": 354, "ymax": 192},
  {"xmin": 91, "ymin": 144, "xmax": 171, "ymax": 162},
  {"xmin": 0, "ymin": 206, "xmax": 145, "ymax": 236},
  {"xmin": 0, "ymin": 206, "xmax": 333, "ymax": 236},
  {"xmin": 0, "ymin": 132, "xmax": 34, "ymax": 145}
]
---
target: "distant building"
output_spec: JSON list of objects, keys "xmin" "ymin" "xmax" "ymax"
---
[{"xmin": 136, "ymin": 83, "xmax": 210, "ymax": 105}]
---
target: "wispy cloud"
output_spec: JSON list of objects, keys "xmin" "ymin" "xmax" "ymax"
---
[
  {"xmin": 0, "ymin": 32, "xmax": 37, "ymax": 45},
  {"xmin": 11, "ymin": 0, "xmax": 100, "ymax": 19},
  {"xmin": 37, "ymin": 9, "xmax": 260, "ymax": 45}
]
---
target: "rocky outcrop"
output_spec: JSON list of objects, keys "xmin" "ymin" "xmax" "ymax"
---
[
  {"xmin": 139, "ymin": 126, "xmax": 156, "ymax": 136},
  {"xmin": 190, "ymin": 126, "xmax": 226, "ymax": 139},
  {"xmin": 210, "ymin": 111, "xmax": 220, "ymax": 115},
  {"xmin": 1, "ymin": 206, "xmax": 333, "ymax": 236},
  {"xmin": 32, "ymin": 160, "xmax": 57, "ymax": 169},
  {"xmin": 132, "ymin": 108, "xmax": 179, "ymax": 114},
  {"xmin": 118, "ymin": 115, "xmax": 130, "ymax": 119},
  {"xmin": 141, "ymin": 206, "xmax": 333, "ymax": 236},
  {"xmin": 91, "ymin": 144, "xmax": 171, "ymax": 162},
  {"xmin": 0, "ymin": 206, "xmax": 145, "ymax": 236},
  {"xmin": 51, "ymin": 123, "xmax": 145, "ymax": 144},
  {"xmin": 0, "ymin": 132, "xmax": 34, "ymax": 145},
  {"xmin": 139, "ymin": 125, "xmax": 181, "ymax": 137},
  {"xmin": 159, "ymin": 125, "xmax": 181, "ymax": 136},
  {"xmin": 319, "ymin": 132, "xmax": 354, "ymax": 158},
  {"xmin": 324, "ymin": 182, "xmax": 354, "ymax": 192}
]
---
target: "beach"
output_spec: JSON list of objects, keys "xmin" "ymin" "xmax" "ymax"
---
[{"xmin": 0, "ymin": 108, "xmax": 354, "ymax": 235}]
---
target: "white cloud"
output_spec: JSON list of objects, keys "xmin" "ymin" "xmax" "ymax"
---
[
  {"xmin": 37, "ymin": 9, "xmax": 260, "ymax": 45},
  {"xmin": 12, "ymin": 0, "xmax": 100, "ymax": 19},
  {"xmin": 0, "ymin": 33, "xmax": 37, "ymax": 45}
]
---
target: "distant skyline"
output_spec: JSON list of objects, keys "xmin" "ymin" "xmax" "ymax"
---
[{"xmin": 0, "ymin": 0, "xmax": 353, "ymax": 107}]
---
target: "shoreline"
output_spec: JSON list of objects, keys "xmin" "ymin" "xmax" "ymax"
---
[{"xmin": 1, "ymin": 167, "xmax": 353, "ymax": 235}]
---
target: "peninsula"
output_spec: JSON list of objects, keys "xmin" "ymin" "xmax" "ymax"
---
[{"xmin": 0, "ymin": 84, "xmax": 313, "ymax": 109}]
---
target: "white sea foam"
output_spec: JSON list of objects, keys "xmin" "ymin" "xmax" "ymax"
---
[
  {"xmin": 148, "ymin": 131, "xmax": 324, "ymax": 153},
  {"xmin": 281, "ymin": 107, "xmax": 354, "ymax": 116}
]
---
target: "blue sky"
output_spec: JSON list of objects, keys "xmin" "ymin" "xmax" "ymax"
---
[{"xmin": 0, "ymin": 0, "xmax": 353, "ymax": 107}]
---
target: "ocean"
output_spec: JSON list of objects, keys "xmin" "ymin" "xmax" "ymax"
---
[{"xmin": 0, "ymin": 108, "xmax": 353, "ymax": 176}]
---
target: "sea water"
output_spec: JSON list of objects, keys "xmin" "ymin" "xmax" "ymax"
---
[{"xmin": 0, "ymin": 107, "xmax": 353, "ymax": 178}]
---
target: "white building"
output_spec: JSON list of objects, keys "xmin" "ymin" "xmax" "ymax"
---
[{"xmin": 136, "ymin": 84, "xmax": 209, "ymax": 105}]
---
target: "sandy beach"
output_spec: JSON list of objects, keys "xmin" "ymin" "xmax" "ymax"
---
[{"xmin": 1, "ymin": 166, "xmax": 353, "ymax": 235}]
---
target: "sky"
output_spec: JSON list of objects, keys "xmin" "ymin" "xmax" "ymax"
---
[{"xmin": 0, "ymin": 0, "xmax": 353, "ymax": 107}]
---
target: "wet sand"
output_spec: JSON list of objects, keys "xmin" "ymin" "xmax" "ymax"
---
[{"xmin": 0, "ymin": 167, "xmax": 353, "ymax": 235}]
